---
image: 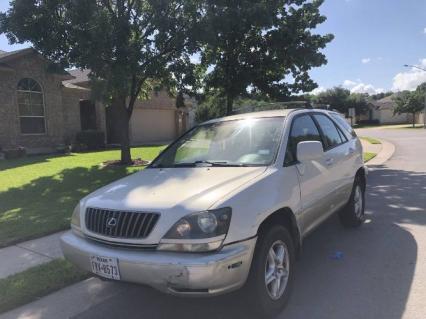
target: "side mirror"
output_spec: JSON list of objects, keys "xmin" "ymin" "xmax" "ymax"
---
[{"xmin": 297, "ymin": 141, "xmax": 324, "ymax": 162}]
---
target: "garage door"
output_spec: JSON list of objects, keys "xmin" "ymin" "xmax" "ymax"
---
[{"xmin": 130, "ymin": 108, "xmax": 177, "ymax": 144}]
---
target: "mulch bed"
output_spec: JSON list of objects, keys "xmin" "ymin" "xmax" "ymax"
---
[{"xmin": 101, "ymin": 158, "xmax": 150, "ymax": 168}]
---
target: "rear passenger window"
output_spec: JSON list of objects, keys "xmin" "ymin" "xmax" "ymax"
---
[
  {"xmin": 313, "ymin": 114, "xmax": 345, "ymax": 149},
  {"xmin": 330, "ymin": 113, "xmax": 357, "ymax": 138},
  {"xmin": 285, "ymin": 115, "xmax": 322, "ymax": 165}
]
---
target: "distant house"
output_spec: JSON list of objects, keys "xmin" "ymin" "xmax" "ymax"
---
[
  {"xmin": 0, "ymin": 48, "xmax": 194, "ymax": 154},
  {"xmin": 355, "ymin": 95, "xmax": 412, "ymax": 125}
]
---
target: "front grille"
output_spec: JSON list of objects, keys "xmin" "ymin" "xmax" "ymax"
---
[{"xmin": 85, "ymin": 208, "xmax": 159, "ymax": 239}]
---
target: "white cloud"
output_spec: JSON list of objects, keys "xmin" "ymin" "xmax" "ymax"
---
[
  {"xmin": 361, "ymin": 58, "xmax": 371, "ymax": 64},
  {"xmin": 310, "ymin": 86, "xmax": 326, "ymax": 95},
  {"xmin": 343, "ymin": 80, "xmax": 357, "ymax": 88},
  {"xmin": 423, "ymin": 27, "xmax": 426, "ymax": 34},
  {"xmin": 351, "ymin": 83, "xmax": 384, "ymax": 95},
  {"xmin": 343, "ymin": 79, "xmax": 384, "ymax": 94},
  {"xmin": 392, "ymin": 59, "xmax": 426, "ymax": 91}
]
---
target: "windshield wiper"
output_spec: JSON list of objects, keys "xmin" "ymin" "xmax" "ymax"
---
[{"xmin": 173, "ymin": 160, "xmax": 250, "ymax": 167}]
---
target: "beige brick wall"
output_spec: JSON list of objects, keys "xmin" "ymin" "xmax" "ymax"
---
[
  {"xmin": 0, "ymin": 52, "xmax": 106, "ymax": 152},
  {"xmin": 0, "ymin": 69, "xmax": 17, "ymax": 149},
  {"xmin": 134, "ymin": 91, "xmax": 176, "ymax": 110}
]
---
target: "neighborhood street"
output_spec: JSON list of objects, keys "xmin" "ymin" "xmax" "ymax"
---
[
  {"xmin": 70, "ymin": 128, "xmax": 426, "ymax": 319},
  {"xmin": 1, "ymin": 127, "xmax": 425, "ymax": 319}
]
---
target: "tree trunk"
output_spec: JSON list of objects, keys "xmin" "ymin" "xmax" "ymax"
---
[
  {"xmin": 226, "ymin": 93, "xmax": 234, "ymax": 116},
  {"xmin": 413, "ymin": 112, "xmax": 416, "ymax": 128},
  {"xmin": 112, "ymin": 95, "xmax": 132, "ymax": 165}
]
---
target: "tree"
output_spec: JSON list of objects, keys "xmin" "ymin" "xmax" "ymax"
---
[
  {"xmin": 1, "ymin": 0, "xmax": 199, "ymax": 164},
  {"xmin": 393, "ymin": 89, "xmax": 424, "ymax": 127},
  {"xmin": 313, "ymin": 87, "xmax": 350, "ymax": 113},
  {"xmin": 345, "ymin": 93, "xmax": 369, "ymax": 116},
  {"xmin": 195, "ymin": 91, "xmax": 227, "ymax": 123},
  {"xmin": 200, "ymin": 0, "xmax": 333, "ymax": 115}
]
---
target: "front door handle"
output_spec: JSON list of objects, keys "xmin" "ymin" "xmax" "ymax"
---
[{"xmin": 325, "ymin": 158, "xmax": 334, "ymax": 166}]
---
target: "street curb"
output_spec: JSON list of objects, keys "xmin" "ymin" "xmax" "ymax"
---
[{"xmin": 365, "ymin": 138, "xmax": 395, "ymax": 166}]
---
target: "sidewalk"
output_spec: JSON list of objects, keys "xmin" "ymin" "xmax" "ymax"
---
[
  {"xmin": 360, "ymin": 138, "xmax": 395, "ymax": 166},
  {"xmin": 360, "ymin": 138, "xmax": 382, "ymax": 154},
  {"xmin": 0, "ymin": 231, "xmax": 65, "ymax": 279}
]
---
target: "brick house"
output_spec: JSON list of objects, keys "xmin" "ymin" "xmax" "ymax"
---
[{"xmin": 0, "ymin": 48, "xmax": 194, "ymax": 154}]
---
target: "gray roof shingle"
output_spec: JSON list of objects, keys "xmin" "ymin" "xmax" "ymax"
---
[{"xmin": 64, "ymin": 69, "xmax": 91, "ymax": 84}]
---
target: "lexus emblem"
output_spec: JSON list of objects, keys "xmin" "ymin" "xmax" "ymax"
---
[{"xmin": 106, "ymin": 217, "xmax": 117, "ymax": 228}]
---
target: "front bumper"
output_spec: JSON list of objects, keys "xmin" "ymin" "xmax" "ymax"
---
[{"xmin": 60, "ymin": 231, "xmax": 257, "ymax": 296}]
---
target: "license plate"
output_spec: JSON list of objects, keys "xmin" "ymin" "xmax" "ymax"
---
[{"xmin": 90, "ymin": 255, "xmax": 120, "ymax": 280}]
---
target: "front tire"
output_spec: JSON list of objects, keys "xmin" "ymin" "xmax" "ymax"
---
[
  {"xmin": 245, "ymin": 225, "xmax": 295, "ymax": 317},
  {"xmin": 339, "ymin": 176, "xmax": 365, "ymax": 227}
]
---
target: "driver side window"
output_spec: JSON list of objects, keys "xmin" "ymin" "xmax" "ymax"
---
[{"xmin": 284, "ymin": 115, "xmax": 322, "ymax": 166}]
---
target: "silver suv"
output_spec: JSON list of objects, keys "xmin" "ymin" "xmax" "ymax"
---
[{"xmin": 61, "ymin": 109, "xmax": 366, "ymax": 317}]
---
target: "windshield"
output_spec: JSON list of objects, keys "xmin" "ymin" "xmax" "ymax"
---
[{"xmin": 150, "ymin": 117, "xmax": 285, "ymax": 168}]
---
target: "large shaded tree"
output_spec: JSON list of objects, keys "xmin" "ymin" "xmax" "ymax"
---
[
  {"xmin": 200, "ymin": 0, "xmax": 333, "ymax": 115},
  {"xmin": 1, "ymin": 0, "xmax": 199, "ymax": 164}
]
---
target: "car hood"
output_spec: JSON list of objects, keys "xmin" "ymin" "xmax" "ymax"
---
[{"xmin": 82, "ymin": 166, "xmax": 267, "ymax": 213}]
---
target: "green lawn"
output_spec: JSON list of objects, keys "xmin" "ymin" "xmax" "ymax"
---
[
  {"xmin": 364, "ymin": 152, "xmax": 377, "ymax": 162},
  {"xmin": 0, "ymin": 146, "xmax": 165, "ymax": 247},
  {"xmin": 395, "ymin": 125, "xmax": 425, "ymax": 129},
  {"xmin": 0, "ymin": 259, "xmax": 89, "ymax": 314},
  {"xmin": 360, "ymin": 136, "xmax": 381, "ymax": 144}
]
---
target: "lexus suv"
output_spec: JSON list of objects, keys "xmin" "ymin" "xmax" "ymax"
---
[{"xmin": 61, "ymin": 109, "xmax": 366, "ymax": 317}]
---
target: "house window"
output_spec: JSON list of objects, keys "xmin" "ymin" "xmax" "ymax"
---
[{"xmin": 17, "ymin": 78, "xmax": 46, "ymax": 134}]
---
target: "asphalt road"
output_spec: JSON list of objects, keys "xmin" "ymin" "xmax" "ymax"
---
[{"xmin": 72, "ymin": 128, "xmax": 426, "ymax": 319}]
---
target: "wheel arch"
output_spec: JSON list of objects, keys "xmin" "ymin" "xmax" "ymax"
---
[{"xmin": 257, "ymin": 207, "xmax": 302, "ymax": 255}]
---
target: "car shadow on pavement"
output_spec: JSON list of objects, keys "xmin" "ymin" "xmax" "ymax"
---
[{"xmin": 73, "ymin": 166, "xmax": 422, "ymax": 319}]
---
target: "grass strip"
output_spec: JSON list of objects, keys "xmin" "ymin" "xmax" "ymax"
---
[
  {"xmin": 360, "ymin": 136, "xmax": 381, "ymax": 144},
  {"xmin": 364, "ymin": 152, "xmax": 377, "ymax": 162},
  {"xmin": 0, "ymin": 259, "xmax": 89, "ymax": 314}
]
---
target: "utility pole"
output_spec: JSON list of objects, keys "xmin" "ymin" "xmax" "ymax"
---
[{"xmin": 404, "ymin": 64, "xmax": 426, "ymax": 128}]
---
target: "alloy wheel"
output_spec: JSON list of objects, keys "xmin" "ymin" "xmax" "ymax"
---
[{"xmin": 264, "ymin": 240, "xmax": 290, "ymax": 300}]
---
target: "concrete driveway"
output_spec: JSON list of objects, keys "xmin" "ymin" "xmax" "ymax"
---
[{"xmin": 4, "ymin": 128, "xmax": 426, "ymax": 319}]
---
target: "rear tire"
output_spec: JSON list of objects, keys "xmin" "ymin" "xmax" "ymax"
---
[
  {"xmin": 245, "ymin": 225, "xmax": 295, "ymax": 318},
  {"xmin": 339, "ymin": 176, "xmax": 365, "ymax": 227}
]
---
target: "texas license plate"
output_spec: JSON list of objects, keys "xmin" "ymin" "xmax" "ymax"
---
[{"xmin": 90, "ymin": 255, "xmax": 120, "ymax": 280}]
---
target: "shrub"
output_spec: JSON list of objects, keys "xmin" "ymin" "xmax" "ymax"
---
[
  {"xmin": 74, "ymin": 130, "xmax": 105, "ymax": 151},
  {"xmin": 357, "ymin": 119, "xmax": 380, "ymax": 125},
  {"xmin": 4, "ymin": 146, "xmax": 26, "ymax": 160}
]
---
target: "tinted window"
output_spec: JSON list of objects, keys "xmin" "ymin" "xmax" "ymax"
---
[
  {"xmin": 330, "ymin": 113, "xmax": 357, "ymax": 138},
  {"xmin": 313, "ymin": 114, "xmax": 344, "ymax": 149},
  {"xmin": 285, "ymin": 115, "xmax": 322, "ymax": 165}
]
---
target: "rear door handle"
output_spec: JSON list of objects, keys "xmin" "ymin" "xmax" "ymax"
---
[{"xmin": 325, "ymin": 158, "xmax": 334, "ymax": 166}]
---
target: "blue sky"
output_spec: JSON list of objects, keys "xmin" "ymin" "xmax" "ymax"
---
[
  {"xmin": 309, "ymin": 0, "xmax": 426, "ymax": 94},
  {"xmin": 1, "ymin": 0, "xmax": 426, "ymax": 94}
]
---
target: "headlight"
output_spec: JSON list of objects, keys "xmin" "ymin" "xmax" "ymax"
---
[
  {"xmin": 71, "ymin": 204, "xmax": 81, "ymax": 229},
  {"xmin": 158, "ymin": 207, "xmax": 232, "ymax": 252}
]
